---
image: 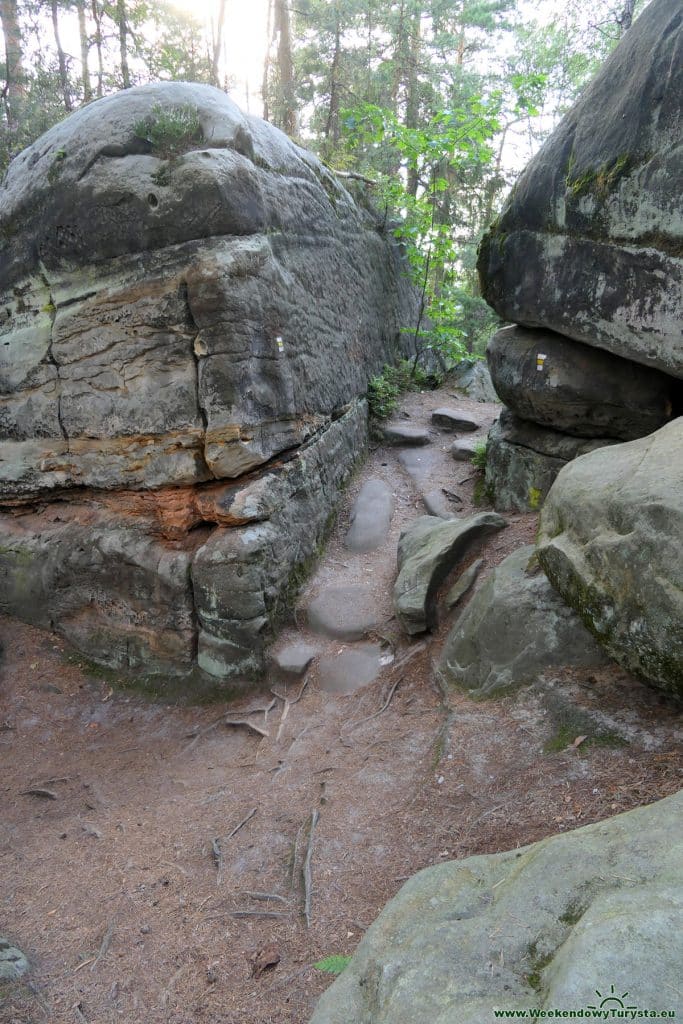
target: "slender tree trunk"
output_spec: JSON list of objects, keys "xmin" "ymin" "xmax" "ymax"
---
[
  {"xmin": 323, "ymin": 9, "xmax": 341, "ymax": 159},
  {"xmin": 0, "ymin": 0, "xmax": 26, "ymax": 130},
  {"xmin": 262, "ymin": 0, "xmax": 273, "ymax": 121},
  {"xmin": 405, "ymin": 7, "xmax": 421, "ymax": 197},
  {"xmin": 116, "ymin": 0, "xmax": 130, "ymax": 89},
  {"xmin": 617, "ymin": 0, "xmax": 636, "ymax": 35},
  {"xmin": 91, "ymin": 0, "xmax": 104, "ymax": 96},
  {"xmin": 76, "ymin": 0, "xmax": 92, "ymax": 101},
  {"xmin": 274, "ymin": 0, "xmax": 295, "ymax": 136},
  {"xmin": 211, "ymin": 0, "xmax": 226, "ymax": 87},
  {"xmin": 50, "ymin": 0, "xmax": 72, "ymax": 111}
]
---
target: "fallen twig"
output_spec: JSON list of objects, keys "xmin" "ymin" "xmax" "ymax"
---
[
  {"xmin": 212, "ymin": 837, "xmax": 223, "ymax": 885},
  {"xmin": 275, "ymin": 701, "xmax": 290, "ymax": 744},
  {"xmin": 21, "ymin": 788, "xmax": 58, "ymax": 800},
  {"xmin": 227, "ymin": 807, "xmax": 257, "ymax": 840},
  {"xmin": 271, "ymin": 677, "xmax": 308, "ymax": 706},
  {"xmin": 392, "ymin": 642, "xmax": 427, "ymax": 671},
  {"xmin": 302, "ymin": 810, "xmax": 320, "ymax": 928},
  {"xmin": 232, "ymin": 910, "xmax": 289, "ymax": 919},
  {"xmin": 241, "ymin": 891, "xmax": 288, "ymax": 904},
  {"xmin": 332, "ymin": 168, "xmax": 378, "ymax": 186},
  {"xmin": 91, "ymin": 918, "xmax": 116, "ymax": 970},
  {"xmin": 340, "ymin": 678, "xmax": 402, "ymax": 745}
]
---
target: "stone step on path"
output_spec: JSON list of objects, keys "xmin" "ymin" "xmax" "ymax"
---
[
  {"xmin": 317, "ymin": 643, "xmax": 389, "ymax": 695},
  {"xmin": 270, "ymin": 642, "xmax": 318, "ymax": 678},
  {"xmin": 422, "ymin": 488, "xmax": 460, "ymax": 519},
  {"xmin": 450, "ymin": 436, "xmax": 482, "ymax": 461},
  {"xmin": 344, "ymin": 478, "xmax": 395, "ymax": 553},
  {"xmin": 305, "ymin": 584, "xmax": 381, "ymax": 642},
  {"xmin": 397, "ymin": 447, "xmax": 443, "ymax": 491},
  {"xmin": 382, "ymin": 424, "xmax": 431, "ymax": 446},
  {"xmin": 431, "ymin": 407, "xmax": 481, "ymax": 432}
]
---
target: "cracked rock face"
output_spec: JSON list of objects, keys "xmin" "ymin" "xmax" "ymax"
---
[{"xmin": 0, "ymin": 83, "xmax": 418, "ymax": 684}]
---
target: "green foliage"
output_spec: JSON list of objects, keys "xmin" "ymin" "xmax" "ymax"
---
[
  {"xmin": 367, "ymin": 359, "xmax": 434, "ymax": 419},
  {"xmin": 470, "ymin": 440, "xmax": 488, "ymax": 472},
  {"xmin": 314, "ymin": 954, "xmax": 353, "ymax": 975},
  {"xmin": 133, "ymin": 102, "xmax": 203, "ymax": 158}
]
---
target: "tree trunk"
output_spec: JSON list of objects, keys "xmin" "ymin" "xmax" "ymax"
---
[
  {"xmin": 405, "ymin": 7, "xmax": 421, "ymax": 197},
  {"xmin": 76, "ymin": 0, "xmax": 92, "ymax": 101},
  {"xmin": 323, "ymin": 8, "xmax": 341, "ymax": 159},
  {"xmin": 274, "ymin": 0, "xmax": 295, "ymax": 136},
  {"xmin": 51, "ymin": 0, "xmax": 72, "ymax": 111},
  {"xmin": 211, "ymin": 0, "xmax": 226, "ymax": 87},
  {"xmin": 116, "ymin": 0, "xmax": 130, "ymax": 89},
  {"xmin": 617, "ymin": 0, "xmax": 636, "ymax": 35},
  {"xmin": 262, "ymin": 0, "xmax": 273, "ymax": 121},
  {"xmin": 91, "ymin": 0, "xmax": 104, "ymax": 97},
  {"xmin": 0, "ymin": 0, "xmax": 26, "ymax": 129}
]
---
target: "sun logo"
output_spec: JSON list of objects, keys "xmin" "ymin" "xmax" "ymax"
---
[{"xmin": 587, "ymin": 984, "xmax": 637, "ymax": 1011}]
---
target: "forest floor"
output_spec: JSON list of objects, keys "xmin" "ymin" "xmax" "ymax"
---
[{"xmin": 1, "ymin": 388, "xmax": 681, "ymax": 1024}]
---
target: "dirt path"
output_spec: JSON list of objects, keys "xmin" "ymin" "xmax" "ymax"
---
[{"xmin": 1, "ymin": 390, "xmax": 681, "ymax": 1024}]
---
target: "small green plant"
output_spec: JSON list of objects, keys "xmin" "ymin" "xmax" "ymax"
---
[
  {"xmin": 314, "ymin": 954, "xmax": 352, "ymax": 975},
  {"xmin": 47, "ymin": 147, "xmax": 67, "ymax": 184},
  {"xmin": 470, "ymin": 440, "xmax": 488, "ymax": 472},
  {"xmin": 367, "ymin": 359, "xmax": 436, "ymax": 419},
  {"xmin": 133, "ymin": 103, "xmax": 203, "ymax": 159}
]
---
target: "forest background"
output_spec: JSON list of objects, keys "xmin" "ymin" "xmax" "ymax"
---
[{"xmin": 0, "ymin": 0, "xmax": 643, "ymax": 361}]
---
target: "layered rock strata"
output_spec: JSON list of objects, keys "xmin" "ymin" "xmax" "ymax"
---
[
  {"xmin": 0, "ymin": 83, "xmax": 418, "ymax": 683},
  {"xmin": 478, "ymin": 0, "xmax": 683, "ymax": 511}
]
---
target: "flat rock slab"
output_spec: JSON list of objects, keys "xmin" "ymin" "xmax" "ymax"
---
[
  {"xmin": 431, "ymin": 407, "xmax": 480, "ymax": 432},
  {"xmin": 306, "ymin": 585, "xmax": 380, "ymax": 641},
  {"xmin": 0, "ymin": 938, "xmax": 29, "ymax": 981},
  {"xmin": 450, "ymin": 437, "xmax": 481, "ymax": 461},
  {"xmin": 446, "ymin": 558, "xmax": 483, "ymax": 609},
  {"xmin": 438, "ymin": 546, "xmax": 608, "ymax": 697},
  {"xmin": 394, "ymin": 512, "xmax": 507, "ymax": 635},
  {"xmin": 382, "ymin": 424, "xmax": 431, "ymax": 446},
  {"xmin": 270, "ymin": 642, "xmax": 318, "ymax": 677},
  {"xmin": 397, "ymin": 448, "xmax": 442, "ymax": 490},
  {"xmin": 317, "ymin": 643, "xmax": 385, "ymax": 695},
  {"xmin": 344, "ymin": 478, "xmax": 394, "ymax": 553},
  {"xmin": 422, "ymin": 489, "xmax": 459, "ymax": 519},
  {"xmin": 311, "ymin": 791, "xmax": 683, "ymax": 1024}
]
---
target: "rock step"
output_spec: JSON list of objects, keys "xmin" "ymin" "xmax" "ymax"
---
[
  {"xmin": 270, "ymin": 642, "xmax": 318, "ymax": 678},
  {"xmin": 422, "ymin": 489, "xmax": 459, "ymax": 519},
  {"xmin": 397, "ymin": 448, "xmax": 442, "ymax": 490},
  {"xmin": 394, "ymin": 512, "xmax": 507, "ymax": 636},
  {"xmin": 431, "ymin": 407, "xmax": 481, "ymax": 432},
  {"xmin": 450, "ymin": 437, "xmax": 481, "ymax": 461},
  {"xmin": 344, "ymin": 478, "xmax": 394, "ymax": 553},
  {"xmin": 317, "ymin": 643, "xmax": 387, "ymax": 695},
  {"xmin": 382, "ymin": 424, "xmax": 431, "ymax": 446},
  {"xmin": 305, "ymin": 584, "xmax": 381, "ymax": 641}
]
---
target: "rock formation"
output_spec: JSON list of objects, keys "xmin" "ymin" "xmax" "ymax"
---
[
  {"xmin": 0, "ymin": 82, "xmax": 418, "ymax": 684},
  {"xmin": 537, "ymin": 420, "xmax": 683, "ymax": 697},
  {"xmin": 310, "ymin": 791, "xmax": 683, "ymax": 1024},
  {"xmin": 477, "ymin": 0, "xmax": 682, "ymax": 511}
]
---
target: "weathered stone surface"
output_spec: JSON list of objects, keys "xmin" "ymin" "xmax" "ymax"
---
[
  {"xmin": 445, "ymin": 558, "xmax": 483, "ymax": 609},
  {"xmin": 310, "ymin": 791, "xmax": 683, "ymax": 1024},
  {"xmin": 487, "ymin": 326, "xmax": 675, "ymax": 439},
  {"xmin": 422, "ymin": 489, "xmax": 458, "ymax": 519},
  {"xmin": 431, "ymin": 407, "xmax": 480, "ymax": 432},
  {"xmin": 485, "ymin": 412, "xmax": 618, "ymax": 513},
  {"xmin": 344, "ymin": 479, "xmax": 394, "ymax": 553},
  {"xmin": 438, "ymin": 546, "xmax": 608, "ymax": 697},
  {"xmin": 270, "ymin": 642, "xmax": 318, "ymax": 678},
  {"xmin": 450, "ymin": 437, "xmax": 481, "ymax": 461},
  {"xmin": 478, "ymin": 0, "xmax": 683, "ymax": 378},
  {"xmin": 0, "ymin": 85, "xmax": 416, "ymax": 498},
  {"xmin": 317, "ymin": 644, "xmax": 385, "ymax": 695},
  {"xmin": 394, "ymin": 513, "xmax": 507, "ymax": 636},
  {"xmin": 381, "ymin": 424, "xmax": 431, "ymax": 446},
  {"xmin": 537, "ymin": 419, "xmax": 683, "ymax": 697},
  {"xmin": 0, "ymin": 83, "xmax": 419, "ymax": 681},
  {"xmin": 0, "ymin": 938, "xmax": 29, "ymax": 981},
  {"xmin": 306, "ymin": 584, "xmax": 381, "ymax": 641},
  {"xmin": 0, "ymin": 400, "xmax": 368, "ymax": 680},
  {"xmin": 397, "ymin": 448, "xmax": 441, "ymax": 490},
  {"xmin": 449, "ymin": 360, "xmax": 499, "ymax": 403}
]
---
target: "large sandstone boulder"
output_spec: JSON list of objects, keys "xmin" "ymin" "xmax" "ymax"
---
[
  {"xmin": 537, "ymin": 419, "xmax": 683, "ymax": 698},
  {"xmin": 485, "ymin": 410, "xmax": 616, "ymax": 512},
  {"xmin": 478, "ymin": 0, "xmax": 683, "ymax": 380},
  {"xmin": 487, "ymin": 325, "xmax": 674, "ymax": 440},
  {"xmin": 0, "ymin": 83, "xmax": 418, "ymax": 681},
  {"xmin": 310, "ymin": 791, "xmax": 683, "ymax": 1024},
  {"xmin": 438, "ymin": 546, "xmax": 608, "ymax": 696}
]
